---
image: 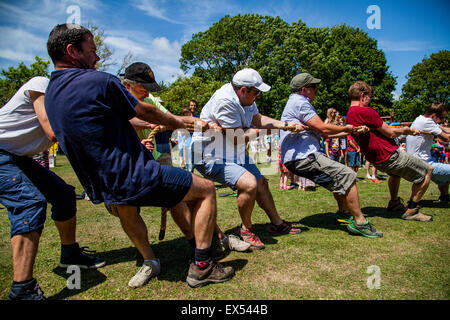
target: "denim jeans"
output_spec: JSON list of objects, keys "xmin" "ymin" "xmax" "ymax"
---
[{"xmin": 0, "ymin": 150, "xmax": 76, "ymax": 237}]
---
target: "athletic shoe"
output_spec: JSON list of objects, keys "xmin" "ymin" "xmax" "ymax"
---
[
  {"xmin": 387, "ymin": 197, "xmax": 406, "ymax": 213},
  {"xmin": 347, "ymin": 218, "xmax": 383, "ymax": 238},
  {"xmin": 438, "ymin": 194, "xmax": 450, "ymax": 203},
  {"xmin": 220, "ymin": 234, "xmax": 251, "ymax": 252},
  {"xmin": 334, "ymin": 211, "xmax": 353, "ymax": 224},
  {"xmin": 401, "ymin": 206, "xmax": 433, "ymax": 222},
  {"xmin": 371, "ymin": 178, "xmax": 381, "ymax": 183},
  {"xmin": 267, "ymin": 220, "xmax": 301, "ymax": 234},
  {"xmin": 365, "ymin": 174, "xmax": 372, "ymax": 179},
  {"xmin": 8, "ymin": 278, "xmax": 46, "ymax": 300},
  {"xmin": 128, "ymin": 259, "xmax": 161, "ymax": 288},
  {"xmin": 238, "ymin": 225, "xmax": 265, "ymax": 250},
  {"xmin": 59, "ymin": 243, "xmax": 106, "ymax": 269},
  {"xmin": 186, "ymin": 261, "xmax": 234, "ymax": 288}
]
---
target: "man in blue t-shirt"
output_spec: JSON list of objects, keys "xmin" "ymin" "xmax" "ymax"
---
[{"xmin": 44, "ymin": 24, "xmax": 234, "ymax": 289}]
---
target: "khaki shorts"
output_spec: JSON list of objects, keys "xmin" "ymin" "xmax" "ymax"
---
[
  {"xmin": 285, "ymin": 152, "xmax": 356, "ymax": 196},
  {"xmin": 375, "ymin": 149, "xmax": 430, "ymax": 184}
]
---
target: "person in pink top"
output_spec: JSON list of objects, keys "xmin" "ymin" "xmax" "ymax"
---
[{"xmin": 346, "ymin": 81, "xmax": 434, "ymax": 222}]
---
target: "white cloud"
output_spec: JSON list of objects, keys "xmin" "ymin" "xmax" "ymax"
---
[
  {"xmin": 378, "ymin": 40, "xmax": 429, "ymax": 52},
  {"xmin": 0, "ymin": 27, "xmax": 48, "ymax": 62},
  {"xmin": 392, "ymin": 91, "xmax": 401, "ymax": 101},
  {"xmin": 131, "ymin": 0, "xmax": 184, "ymax": 24},
  {"xmin": 105, "ymin": 31, "xmax": 182, "ymax": 82}
]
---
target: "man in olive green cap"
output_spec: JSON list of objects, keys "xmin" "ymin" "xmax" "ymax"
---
[{"xmin": 279, "ymin": 73, "xmax": 383, "ymax": 238}]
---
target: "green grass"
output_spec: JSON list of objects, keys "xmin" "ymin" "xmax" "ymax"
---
[{"xmin": 0, "ymin": 155, "xmax": 449, "ymax": 300}]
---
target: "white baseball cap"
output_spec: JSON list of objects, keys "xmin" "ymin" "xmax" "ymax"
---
[{"xmin": 232, "ymin": 68, "xmax": 271, "ymax": 92}]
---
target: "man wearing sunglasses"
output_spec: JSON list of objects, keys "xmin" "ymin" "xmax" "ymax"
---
[
  {"xmin": 192, "ymin": 68, "xmax": 304, "ymax": 250},
  {"xmin": 406, "ymin": 102, "xmax": 450, "ymax": 203}
]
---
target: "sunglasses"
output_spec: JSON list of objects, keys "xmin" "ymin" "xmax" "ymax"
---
[
  {"xmin": 305, "ymin": 84, "xmax": 317, "ymax": 90},
  {"xmin": 246, "ymin": 87, "xmax": 262, "ymax": 97}
]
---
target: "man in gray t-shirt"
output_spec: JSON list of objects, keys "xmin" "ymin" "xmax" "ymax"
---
[
  {"xmin": 192, "ymin": 68, "xmax": 304, "ymax": 250},
  {"xmin": 280, "ymin": 73, "xmax": 382, "ymax": 239}
]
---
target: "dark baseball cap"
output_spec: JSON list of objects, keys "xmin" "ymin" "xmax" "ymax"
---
[
  {"xmin": 290, "ymin": 73, "xmax": 321, "ymax": 91},
  {"xmin": 122, "ymin": 62, "xmax": 161, "ymax": 92}
]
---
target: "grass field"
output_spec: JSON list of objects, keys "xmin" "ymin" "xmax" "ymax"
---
[{"xmin": 0, "ymin": 155, "xmax": 449, "ymax": 300}]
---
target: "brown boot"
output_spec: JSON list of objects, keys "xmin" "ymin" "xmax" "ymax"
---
[
  {"xmin": 401, "ymin": 206, "xmax": 433, "ymax": 222},
  {"xmin": 186, "ymin": 261, "xmax": 234, "ymax": 288}
]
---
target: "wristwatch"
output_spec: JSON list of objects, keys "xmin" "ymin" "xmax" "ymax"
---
[{"xmin": 284, "ymin": 121, "xmax": 288, "ymax": 127}]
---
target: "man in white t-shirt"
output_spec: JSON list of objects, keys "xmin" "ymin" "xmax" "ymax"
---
[
  {"xmin": 406, "ymin": 102, "xmax": 450, "ymax": 202},
  {"xmin": 192, "ymin": 68, "xmax": 304, "ymax": 250},
  {"xmin": 0, "ymin": 77, "xmax": 105, "ymax": 300}
]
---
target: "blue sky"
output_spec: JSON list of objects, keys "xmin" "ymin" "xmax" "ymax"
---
[{"xmin": 0, "ymin": 0, "xmax": 448, "ymax": 98}]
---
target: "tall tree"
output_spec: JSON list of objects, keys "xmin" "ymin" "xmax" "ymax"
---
[
  {"xmin": 159, "ymin": 76, "xmax": 224, "ymax": 115},
  {"xmin": 0, "ymin": 56, "xmax": 50, "ymax": 106},
  {"xmin": 393, "ymin": 50, "xmax": 449, "ymax": 121},
  {"xmin": 87, "ymin": 22, "xmax": 114, "ymax": 71},
  {"xmin": 179, "ymin": 15, "xmax": 396, "ymax": 119},
  {"xmin": 180, "ymin": 14, "xmax": 289, "ymax": 82}
]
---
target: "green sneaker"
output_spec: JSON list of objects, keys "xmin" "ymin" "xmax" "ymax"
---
[
  {"xmin": 347, "ymin": 218, "xmax": 383, "ymax": 238},
  {"xmin": 334, "ymin": 211, "xmax": 352, "ymax": 224}
]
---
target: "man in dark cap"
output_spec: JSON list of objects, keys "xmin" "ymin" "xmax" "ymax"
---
[{"xmin": 280, "ymin": 73, "xmax": 383, "ymax": 238}]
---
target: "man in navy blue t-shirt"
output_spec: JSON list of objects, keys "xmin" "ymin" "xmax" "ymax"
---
[{"xmin": 44, "ymin": 24, "xmax": 234, "ymax": 288}]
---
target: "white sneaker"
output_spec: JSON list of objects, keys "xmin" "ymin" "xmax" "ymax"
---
[
  {"xmin": 221, "ymin": 235, "xmax": 251, "ymax": 252},
  {"xmin": 128, "ymin": 259, "xmax": 160, "ymax": 288},
  {"xmin": 366, "ymin": 174, "xmax": 372, "ymax": 179}
]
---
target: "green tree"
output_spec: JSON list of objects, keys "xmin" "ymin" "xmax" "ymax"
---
[
  {"xmin": 159, "ymin": 76, "xmax": 225, "ymax": 115},
  {"xmin": 393, "ymin": 50, "xmax": 449, "ymax": 121},
  {"xmin": 180, "ymin": 15, "xmax": 396, "ymax": 119},
  {"xmin": 0, "ymin": 56, "xmax": 50, "ymax": 106},
  {"xmin": 87, "ymin": 22, "xmax": 114, "ymax": 71},
  {"xmin": 180, "ymin": 14, "xmax": 289, "ymax": 82}
]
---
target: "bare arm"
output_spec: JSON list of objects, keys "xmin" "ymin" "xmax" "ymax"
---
[
  {"xmin": 306, "ymin": 115, "xmax": 353, "ymax": 136},
  {"xmin": 29, "ymin": 90, "xmax": 57, "ymax": 142},
  {"xmin": 438, "ymin": 126, "xmax": 450, "ymax": 143},
  {"xmin": 376, "ymin": 122, "xmax": 417, "ymax": 139},
  {"xmin": 129, "ymin": 117, "xmax": 155, "ymax": 130},
  {"xmin": 252, "ymin": 113, "xmax": 304, "ymax": 132},
  {"xmin": 134, "ymin": 100, "xmax": 185, "ymax": 130}
]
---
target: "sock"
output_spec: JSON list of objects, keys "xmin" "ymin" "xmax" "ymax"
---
[
  {"xmin": 194, "ymin": 247, "xmax": 212, "ymax": 269},
  {"xmin": 144, "ymin": 259, "xmax": 160, "ymax": 269},
  {"xmin": 407, "ymin": 199, "xmax": 418, "ymax": 209},
  {"xmin": 12, "ymin": 278, "xmax": 35, "ymax": 286},
  {"xmin": 61, "ymin": 242, "xmax": 79, "ymax": 251}
]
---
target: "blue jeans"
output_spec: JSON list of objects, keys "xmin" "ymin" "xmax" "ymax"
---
[
  {"xmin": 428, "ymin": 161, "xmax": 450, "ymax": 186},
  {"xmin": 347, "ymin": 151, "xmax": 360, "ymax": 167},
  {"xmin": 0, "ymin": 150, "xmax": 76, "ymax": 237}
]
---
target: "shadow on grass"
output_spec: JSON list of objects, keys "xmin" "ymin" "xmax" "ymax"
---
[
  {"xmin": 222, "ymin": 221, "xmax": 310, "ymax": 248},
  {"xmin": 298, "ymin": 212, "xmax": 348, "ymax": 231},
  {"xmin": 49, "ymin": 267, "xmax": 107, "ymax": 300},
  {"xmin": 417, "ymin": 200, "xmax": 449, "ymax": 209},
  {"xmin": 49, "ymin": 237, "xmax": 249, "ymax": 298}
]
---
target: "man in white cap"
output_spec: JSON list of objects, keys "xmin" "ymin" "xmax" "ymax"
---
[{"xmin": 192, "ymin": 68, "xmax": 304, "ymax": 250}]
